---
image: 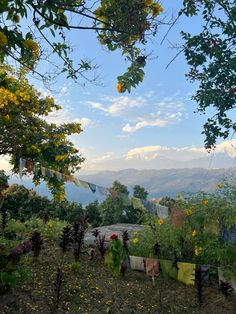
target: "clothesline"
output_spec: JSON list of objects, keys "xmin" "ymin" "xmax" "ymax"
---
[{"xmin": 18, "ymin": 157, "xmax": 169, "ymax": 217}]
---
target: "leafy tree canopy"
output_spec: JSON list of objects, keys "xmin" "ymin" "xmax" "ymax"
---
[
  {"xmin": 0, "ymin": 0, "xmax": 165, "ymax": 91},
  {"xmin": 133, "ymin": 184, "xmax": 148, "ymax": 200},
  {"xmin": 0, "ymin": 66, "xmax": 84, "ymax": 200},
  {"xmin": 180, "ymin": 0, "xmax": 236, "ymax": 148}
]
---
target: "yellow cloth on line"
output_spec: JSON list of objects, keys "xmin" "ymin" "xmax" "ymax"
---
[
  {"xmin": 177, "ymin": 262, "xmax": 196, "ymax": 286},
  {"xmin": 79, "ymin": 180, "xmax": 89, "ymax": 189}
]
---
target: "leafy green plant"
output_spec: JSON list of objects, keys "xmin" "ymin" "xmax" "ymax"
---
[
  {"xmin": 0, "ymin": 208, "xmax": 8, "ymax": 233},
  {"xmin": 69, "ymin": 261, "xmax": 80, "ymax": 272},
  {"xmin": 0, "ymin": 238, "xmax": 32, "ymax": 294},
  {"xmin": 129, "ymin": 228, "xmax": 156, "ymax": 258},
  {"xmin": 105, "ymin": 234, "xmax": 126, "ymax": 278}
]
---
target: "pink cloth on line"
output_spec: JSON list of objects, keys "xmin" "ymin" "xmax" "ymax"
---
[{"xmin": 146, "ymin": 258, "xmax": 159, "ymax": 278}]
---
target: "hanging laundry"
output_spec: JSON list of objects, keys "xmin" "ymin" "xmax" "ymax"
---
[
  {"xmin": 71, "ymin": 177, "xmax": 79, "ymax": 186},
  {"xmin": 64, "ymin": 175, "xmax": 74, "ymax": 182},
  {"xmin": 41, "ymin": 166, "xmax": 46, "ymax": 176},
  {"xmin": 218, "ymin": 267, "xmax": 236, "ymax": 294},
  {"xmin": 142, "ymin": 200, "xmax": 155, "ymax": 213},
  {"xmin": 159, "ymin": 259, "xmax": 178, "ymax": 280},
  {"xmin": 146, "ymin": 258, "xmax": 159, "ymax": 279},
  {"xmin": 19, "ymin": 158, "xmax": 26, "ymax": 179},
  {"xmin": 79, "ymin": 180, "xmax": 89, "ymax": 189},
  {"xmin": 25, "ymin": 160, "xmax": 34, "ymax": 172},
  {"xmin": 97, "ymin": 186, "xmax": 110, "ymax": 196},
  {"xmin": 129, "ymin": 256, "xmax": 145, "ymax": 271},
  {"xmin": 120, "ymin": 193, "xmax": 131, "ymax": 206},
  {"xmin": 177, "ymin": 262, "xmax": 196, "ymax": 286},
  {"xmin": 88, "ymin": 182, "xmax": 96, "ymax": 193},
  {"xmin": 56, "ymin": 172, "xmax": 63, "ymax": 180},
  {"xmin": 171, "ymin": 208, "xmax": 184, "ymax": 228},
  {"xmin": 34, "ymin": 164, "xmax": 41, "ymax": 175},
  {"xmin": 46, "ymin": 168, "xmax": 52, "ymax": 179},
  {"xmin": 222, "ymin": 224, "xmax": 236, "ymax": 244},
  {"xmin": 109, "ymin": 188, "xmax": 119, "ymax": 198},
  {"xmin": 156, "ymin": 203, "xmax": 169, "ymax": 219},
  {"xmin": 132, "ymin": 197, "xmax": 144, "ymax": 209}
]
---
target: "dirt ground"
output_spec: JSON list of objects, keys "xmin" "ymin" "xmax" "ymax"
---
[{"xmin": 1, "ymin": 240, "xmax": 236, "ymax": 314}]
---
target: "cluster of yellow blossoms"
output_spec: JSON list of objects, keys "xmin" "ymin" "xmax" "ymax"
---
[
  {"xmin": 0, "ymin": 31, "xmax": 7, "ymax": 46},
  {"xmin": 23, "ymin": 39, "xmax": 39, "ymax": 58}
]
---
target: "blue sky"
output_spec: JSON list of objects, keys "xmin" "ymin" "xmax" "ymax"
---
[{"xmin": 1, "ymin": 1, "xmax": 236, "ymax": 173}]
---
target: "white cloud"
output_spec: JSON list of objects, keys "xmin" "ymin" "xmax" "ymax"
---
[
  {"xmin": 125, "ymin": 146, "xmax": 168, "ymax": 160},
  {"xmin": 86, "ymin": 93, "xmax": 186, "ymax": 133},
  {"xmin": 86, "ymin": 96, "xmax": 146, "ymax": 117},
  {"xmin": 46, "ymin": 107, "xmax": 93, "ymax": 129},
  {"xmin": 73, "ymin": 117, "xmax": 93, "ymax": 129},
  {"xmin": 124, "ymin": 140, "xmax": 236, "ymax": 162},
  {"xmin": 82, "ymin": 139, "xmax": 236, "ymax": 172},
  {"xmin": 122, "ymin": 117, "xmax": 168, "ymax": 133},
  {"xmin": 0, "ymin": 156, "xmax": 12, "ymax": 171}
]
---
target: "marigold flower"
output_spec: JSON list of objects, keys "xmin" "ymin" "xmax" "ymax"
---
[
  {"xmin": 192, "ymin": 230, "xmax": 197, "ymax": 237},
  {"xmin": 110, "ymin": 234, "xmax": 118, "ymax": 240},
  {"xmin": 186, "ymin": 208, "xmax": 193, "ymax": 216},
  {"xmin": 202, "ymin": 199, "xmax": 208, "ymax": 206},
  {"xmin": 194, "ymin": 246, "xmax": 202, "ymax": 256},
  {"xmin": 157, "ymin": 218, "xmax": 164, "ymax": 225},
  {"xmin": 0, "ymin": 31, "xmax": 7, "ymax": 46},
  {"xmin": 131, "ymin": 237, "xmax": 140, "ymax": 244}
]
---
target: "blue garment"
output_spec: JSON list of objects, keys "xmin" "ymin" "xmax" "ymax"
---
[
  {"xmin": 142, "ymin": 200, "xmax": 155, "ymax": 214},
  {"xmin": 88, "ymin": 183, "xmax": 96, "ymax": 193}
]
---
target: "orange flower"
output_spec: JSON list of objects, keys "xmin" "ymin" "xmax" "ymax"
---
[{"xmin": 116, "ymin": 82, "xmax": 126, "ymax": 93}]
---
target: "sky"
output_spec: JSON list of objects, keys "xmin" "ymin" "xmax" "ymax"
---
[{"xmin": 1, "ymin": 0, "xmax": 236, "ymax": 174}]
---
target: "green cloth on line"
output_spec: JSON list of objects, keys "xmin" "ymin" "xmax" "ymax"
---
[{"xmin": 159, "ymin": 259, "xmax": 178, "ymax": 280}]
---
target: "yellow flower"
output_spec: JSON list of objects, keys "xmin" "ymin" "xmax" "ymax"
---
[
  {"xmin": 133, "ymin": 231, "xmax": 139, "ymax": 235},
  {"xmin": 0, "ymin": 31, "xmax": 7, "ymax": 46},
  {"xmin": 145, "ymin": 0, "xmax": 153, "ymax": 6},
  {"xmin": 152, "ymin": 3, "xmax": 164, "ymax": 18},
  {"xmin": 186, "ymin": 208, "xmax": 193, "ymax": 216},
  {"xmin": 215, "ymin": 183, "xmax": 222, "ymax": 189},
  {"xmin": 202, "ymin": 199, "xmax": 208, "ymax": 206},
  {"xmin": 55, "ymin": 155, "xmax": 67, "ymax": 161},
  {"xmin": 132, "ymin": 237, "xmax": 140, "ymax": 244},
  {"xmin": 47, "ymin": 221, "xmax": 53, "ymax": 228},
  {"xmin": 23, "ymin": 39, "xmax": 39, "ymax": 52},
  {"xmin": 94, "ymin": 7, "xmax": 104, "ymax": 18},
  {"xmin": 194, "ymin": 246, "xmax": 202, "ymax": 256},
  {"xmin": 192, "ymin": 230, "xmax": 197, "ymax": 237},
  {"xmin": 157, "ymin": 218, "xmax": 164, "ymax": 225}
]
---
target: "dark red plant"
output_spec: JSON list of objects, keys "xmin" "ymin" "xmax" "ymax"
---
[{"xmin": 110, "ymin": 234, "xmax": 118, "ymax": 240}]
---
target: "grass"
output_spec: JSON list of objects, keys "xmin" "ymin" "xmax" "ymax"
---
[{"xmin": 0, "ymin": 239, "xmax": 236, "ymax": 314}]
